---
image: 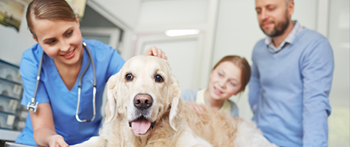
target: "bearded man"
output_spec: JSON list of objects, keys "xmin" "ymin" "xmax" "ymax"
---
[{"xmin": 249, "ymin": 0, "xmax": 334, "ymax": 146}]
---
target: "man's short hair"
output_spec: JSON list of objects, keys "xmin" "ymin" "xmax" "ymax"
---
[{"xmin": 285, "ymin": 0, "xmax": 293, "ymax": 6}]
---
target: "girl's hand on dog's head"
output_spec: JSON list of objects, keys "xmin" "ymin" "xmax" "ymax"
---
[
  {"xmin": 144, "ymin": 46, "xmax": 168, "ymax": 60},
  {"xmin": 233, "ymin": 117, "xmax": 244, "ymax": 122}
]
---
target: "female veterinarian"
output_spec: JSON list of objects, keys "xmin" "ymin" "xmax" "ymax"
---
[
  {"xmin": 15, "ymin": 0, "xmax": 166, "ymax": 146},
  {"xmin": 181, "ymin": 55, "xmax": 251, "ymax": 117}
]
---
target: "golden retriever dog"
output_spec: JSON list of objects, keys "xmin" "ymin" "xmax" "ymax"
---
[{"xmin": 73, "ymin": 55, "xmax": 277, "ymax": 147}]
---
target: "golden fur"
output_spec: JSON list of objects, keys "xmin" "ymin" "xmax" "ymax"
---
[
  {"xmin": 183, "ymin": 104, "xmax": 277, "ymax": 147},
  {"xmin": 72, "ymin": 55, "xmax": 277, "ymax": 147}
]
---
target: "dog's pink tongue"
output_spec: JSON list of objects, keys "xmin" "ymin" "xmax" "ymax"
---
[{"xmin": 131, "ymin": 119, "xmax": 151, "ymax": 135}]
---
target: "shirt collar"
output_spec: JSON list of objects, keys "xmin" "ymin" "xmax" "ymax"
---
[{"xmin": 265, "ymin": 21, "xmax": 304, "ymax": 53}]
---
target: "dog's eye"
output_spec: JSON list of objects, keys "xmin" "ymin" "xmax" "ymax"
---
[
  {"xmin": 155, "ymin": 74, "xmax": 164, "ymax": 83},
  {"xmin": 125, "ymin": 73, "xmax": 134, "ymax": 81}
]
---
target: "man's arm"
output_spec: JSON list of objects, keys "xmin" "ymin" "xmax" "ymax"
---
[{"xmin": 301, "ymin": 38, "xmax": 334, "ymax": 147}]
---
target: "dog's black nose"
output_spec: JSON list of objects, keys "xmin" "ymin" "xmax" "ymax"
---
[{"xmin": 134, "ymin": 93, "xmax": 153, "ymax": 110}]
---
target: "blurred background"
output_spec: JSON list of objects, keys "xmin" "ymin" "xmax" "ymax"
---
[{"xmin": 0, "ymin": 0, "xmax": 348, "ymax": 146}]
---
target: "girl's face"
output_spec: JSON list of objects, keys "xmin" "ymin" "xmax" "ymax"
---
[
  {"xmin": 208, "ymin": 61, "xmax": 242, "ymax": 101},
  {"xmin": 32, "ymin": 17, "xmax": 83, "ymax": 66}
]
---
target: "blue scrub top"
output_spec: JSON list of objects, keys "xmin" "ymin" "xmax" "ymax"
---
[{"xmin": 15, "ymin": 39, "xmax": 125, "ymax": 146}]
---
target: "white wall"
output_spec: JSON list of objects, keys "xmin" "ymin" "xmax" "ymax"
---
[
  {"xmin": 292, "ymin": 0, "xmax": 317, "ymax": 30},
  {"xmin": 328, "ymin": 0, "xmax": 349, "ymax": 106},
  {"xmin": 327, "ymin": 1, "xmax": 349, "ymax": 146},
  {"xmin": 135, "ymin": 0, "xmax": 217, "ymax": 90},
  {"xmin": 0, "ymin": 6, "xmax": 36, "ymax": 66},
  {"xmin": 89, "ymin": 0, "xmax": 140, "ymax": 29},
  {"xmin": 143, "ymin": 39, "xmax": 198, "ymax": 90},
  {"xmin": 138, "ymin": 0, "xmax": 208, "ymax": 25}
]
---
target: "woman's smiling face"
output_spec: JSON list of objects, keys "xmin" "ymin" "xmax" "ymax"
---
[
  {"xmin": 208, "ymin": 61, "xmax": 242, "ymax": 101},
  {"xmin": 32, "ymin": 17, "xmax": 83, "ymax": 66}
]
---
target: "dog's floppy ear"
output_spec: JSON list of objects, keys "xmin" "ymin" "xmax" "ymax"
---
[
  {"xmin": 169, "ymin": 74, "xmax": 181, "ymax": 131},
  {"xmin": 105, "ymin": 72, "xmax": 120, "ymax": 123}
]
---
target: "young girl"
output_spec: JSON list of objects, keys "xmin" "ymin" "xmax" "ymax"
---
[
  {"xmin": 15, "ymin": 0, "xmax": 166, "ymax": 146},
  {"xmin": 181, "ymin": 55, "xmax": 251, "ymax": 117}
]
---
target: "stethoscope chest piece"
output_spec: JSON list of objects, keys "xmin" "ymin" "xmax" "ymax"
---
[{"xmin": 27, "ymin": 101, "xmax": 38, "ymax": 113}]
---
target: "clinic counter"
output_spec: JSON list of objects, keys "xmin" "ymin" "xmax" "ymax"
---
[
  {"xmin": 0, "ymin": 130, "xmax": 20, "ymax": 141},
  {"xmin": 5, "ymin": 142, "xmax": 37, "ymax": 147},
  {"xmin": 0, "ymin": 130, "xmax": 37, "ymax": 147}
]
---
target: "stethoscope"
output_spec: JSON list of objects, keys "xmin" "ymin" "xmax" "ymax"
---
[{"xmin": 27, "ymin": 42, "xmax": 97, "ymax": 122}]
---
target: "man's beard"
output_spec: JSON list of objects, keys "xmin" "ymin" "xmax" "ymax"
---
[{"xmin": 260, "ymin": 10, "xmax": 290, "ymax": 37}]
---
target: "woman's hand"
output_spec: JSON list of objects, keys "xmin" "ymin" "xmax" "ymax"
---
[
  {"xmin": 187, "ymin": 102, "xmax": 206, "ymax": 114},
  {"xmin": 30, "ymin": 103, "xmax": 68, "ymax": 147},
  {"xmin": 48, "ymin": 134, "xmax": 69, "ymax": 147},
  {"xmin": 144, "ymin": 46, "xmax": 168, "ymax": 60}
]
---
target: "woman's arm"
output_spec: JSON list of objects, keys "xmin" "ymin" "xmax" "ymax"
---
[{"xmin": 30, "ymin": 103, "xmax": 68, "ymax": 147}]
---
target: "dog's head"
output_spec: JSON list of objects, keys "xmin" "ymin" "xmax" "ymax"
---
[{"xmin": 105, "ymin": 55, "xmax": 181, "ymax": 136}]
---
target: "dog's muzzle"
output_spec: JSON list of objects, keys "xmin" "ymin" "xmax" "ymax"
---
[
  {"xmin": 134, "ymin": 93, "xmax": 153, "ymax": 110},
  {"xmin": 128, "ymin": 93, "xmax": 156, "ymax": 135}
]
